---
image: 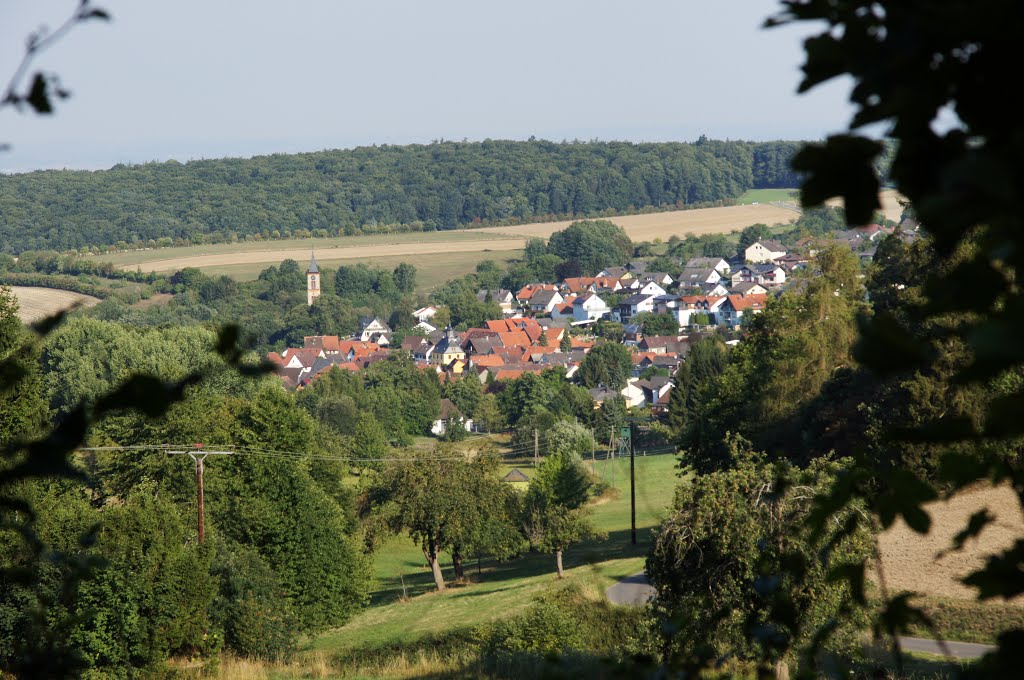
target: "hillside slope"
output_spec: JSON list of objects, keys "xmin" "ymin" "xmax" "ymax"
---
[{"xmin": 0, "ymin": 139, "xmax": 803, "ymax": 253}]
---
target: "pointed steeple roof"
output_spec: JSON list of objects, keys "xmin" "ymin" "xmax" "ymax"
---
[{"xmin": 307, "ymin": 250, "xmax": 319, "ymax": 274}]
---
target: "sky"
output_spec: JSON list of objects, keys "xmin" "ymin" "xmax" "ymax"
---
[{"xmin": 0, "ymin": 0, "xmax": 854, "ymax": 172}]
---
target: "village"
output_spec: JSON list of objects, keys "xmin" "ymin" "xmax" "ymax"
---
[{"xmin": 268, "ymin": 223, "xmax": 899, "ymax": 434}]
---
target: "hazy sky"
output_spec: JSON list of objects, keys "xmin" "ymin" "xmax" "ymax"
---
[{"xmin": 0, "ymin": 1, "xmax": 853, "ymax": 172}]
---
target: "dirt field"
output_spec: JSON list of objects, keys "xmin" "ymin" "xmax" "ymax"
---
[
  {"xmin": 10, "ymin": 286, "xmax": 100, "ymax": 323},
  {"xmin": 878, "ymin": 483, "xmax": 1024, "ymax": 602}
]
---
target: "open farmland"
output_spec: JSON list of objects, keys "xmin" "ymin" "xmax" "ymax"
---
[
  {"xmin": 104, "ymin": 203, "xmax": 799, "ymax": 277},
  {"xmin": 877, "ymin": 483, "xmax": 1024, "ymax": 602},
  {"xmin": 10, "ymin": 286, "xmax": 100, "ymax": 323},
  {"xmin": 482, "ymin": 203, "xmax": 798, "ymax": 240}
]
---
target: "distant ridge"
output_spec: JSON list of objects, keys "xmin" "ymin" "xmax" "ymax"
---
[{"xmin": 0, "ymin": 139, "xmax": 805, "ymax": 254}]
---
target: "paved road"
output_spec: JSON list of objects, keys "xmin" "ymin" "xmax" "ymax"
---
[
  {"xmin": 896, "ymin": 636, "xmax": 994, "ymax": 660},
  {"xmin": 606, "ymin": 573, "xmax": 996, "ymax": 661},
  {"xmin": 606, "ymin": 572, "xmax": 655, "ymax": 605}
]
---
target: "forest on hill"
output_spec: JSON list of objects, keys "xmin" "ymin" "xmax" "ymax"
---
[{"xmin": 0, "ymin": 139, "xmax": 803, "ymax": 253}]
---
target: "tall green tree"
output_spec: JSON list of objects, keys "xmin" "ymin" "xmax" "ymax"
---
[
  {"xmin": 521, "ymin": 450, "xmax": 602, "ymax": 578},
  {"xmin": 546, "ymin": 220, "xmax": 633, "ymax": 276},
  {"xmin": 578, "ymin": 342, "xmax": 633, "ymax": 390}
]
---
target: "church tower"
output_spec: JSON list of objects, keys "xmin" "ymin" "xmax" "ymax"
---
[{"xmin": 306, "ymin": 251, "xmax": 321, "ymax": 307}]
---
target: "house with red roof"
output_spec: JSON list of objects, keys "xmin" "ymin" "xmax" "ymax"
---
[{"xmin": 718, "ymin": 294, "xmax": 768, "ymax": 327}]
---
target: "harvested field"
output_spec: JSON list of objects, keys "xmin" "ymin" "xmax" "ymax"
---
[
  {"xmin": 479, "ymin": 203, "xmax": 798, "ymax": 241},
  {"xmin": 877, "ymin": 483, "xmax": 1024, "ymax": 602},
  {"xmin": 827, "ymin": 188, "xmax": 906, "ymax": 223},
  {"xmin": 110, "ymin": 204, "xmax": 798, "ymax": 276},
  {"xmin": 10, "ymin": 286, "xmax": 100, "ymax": 323},
  {"xmin": 127, "ymin": 238, "xmax": 528, "ymax": 274},
  {"xmin": 107, "ymin": 192, "xmax": 903, "ymax": 278}
]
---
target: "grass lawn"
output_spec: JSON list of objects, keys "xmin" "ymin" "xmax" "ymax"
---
[
  {"xmin": 310, "ymin": 453, "xmax": 683, "ymax": 654},
  {"xmin": 735, "ymin": 188, "xmax": 799, "ymax": 205}
]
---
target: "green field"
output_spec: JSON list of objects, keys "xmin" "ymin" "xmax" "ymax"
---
[
  {"xmin": 311, "ymin": 453, "xmax": 682, "ymax": 655},
  {"xmin": 735, "ymin": 188, "xmax": 799, "ymax": 205},
  {"xmin": 214, "ymin": 249, "xmax": 523, "ymax": 292},
  {"xmin": 96, "ymin": 230, "xmax": 520, "ymax": 268}
]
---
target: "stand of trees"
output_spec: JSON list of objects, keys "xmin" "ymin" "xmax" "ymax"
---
[{"xmin": 0, "ymin": 139, "xmax": 808, "ymax": 253}]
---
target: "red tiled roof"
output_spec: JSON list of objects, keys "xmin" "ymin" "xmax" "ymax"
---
[
  {"xmin": 471, "ymin": 354, "xmax": 506, "ymax": 367},
  {"xmin": 498, "ymin": 330, "xmax": 531, "ymax": 348},
  {"xmin": 304, "ymin": 335, "xmax": 342, "ymax": 351},
  {"xmin": 281, "ymin": 347, "xmax": 324, "ymax": 368},
  {"xmin": 726, "ymin": 294, "xmax": 768, "ymax": 311}
]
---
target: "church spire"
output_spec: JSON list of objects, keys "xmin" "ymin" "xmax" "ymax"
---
[{"xmin": 306, "ymin": 248, "xmax": 321, "ymax": 306}]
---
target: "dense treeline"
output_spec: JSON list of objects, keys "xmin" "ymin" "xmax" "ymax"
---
[{"xmin": 0, "ymin": 139, "xmax": 804, "ymax": 253}]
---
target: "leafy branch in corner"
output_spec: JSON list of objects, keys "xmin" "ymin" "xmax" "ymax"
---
[{"xmin": 0, "ymin": 1, "xmax": 110, "ymax": 150}]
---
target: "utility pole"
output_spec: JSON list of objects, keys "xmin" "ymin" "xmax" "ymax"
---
[
  {"xmin": 169, "ymin": 445, "xmax": 233, "ymax": 544},
  {"xmin": 534, "ymin": 429, "xmax": 539, "ymax": 467},
  {"xmin": 629, "ymin": 421, "xmax": 636, "ymax": 545},
  {"xmin": 590, "ymin": 428, "xmax": 596, "ymax": 469}
]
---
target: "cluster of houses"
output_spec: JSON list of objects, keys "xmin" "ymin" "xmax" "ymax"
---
[
  {"xmin": 270, "ymin": 231, "xmax": 899, "ymax": 432},
  {"xmin": 503, "ymin": 238, "xmax": 811, "ymax": 330}
]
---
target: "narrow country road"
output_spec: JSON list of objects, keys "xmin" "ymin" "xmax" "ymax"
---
[
  {"xmin": 605, "ymin": 572, "xmax": 996, "ymax": 661},
  {"xmin": 896, "ymin": 636, "xmax": 994, "ymax": 660},
  {"xmin": 605, "ymin": 572, "xmax": 656, "ymax": 605}
]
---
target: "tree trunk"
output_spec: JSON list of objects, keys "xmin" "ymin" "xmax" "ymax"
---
[
  {"xmin": 556, "ymin": 549, "xmax": 564, "ymax": 578},
  {"xmin": 425, "ymin": 545, "xmax": 446, "ymax": 592},
  {"xmin": 452, "ymin": 547, "xmax": 465, "ymax": 583},
  {"xmin": 774, "ymin": 659, "xmax": 790, "ymax": 680}
]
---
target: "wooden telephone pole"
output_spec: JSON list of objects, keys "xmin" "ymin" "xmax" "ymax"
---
[{"xmin": 169, "ymin": 445, "xmax": 233, "ymax": 544}]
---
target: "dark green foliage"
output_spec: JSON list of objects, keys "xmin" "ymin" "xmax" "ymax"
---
[
  {"xmin": 681, "ymin": 246, "xmax": 864, "ymax": 470},
  {"xmin": 496, "ymin": 369, "xmax": 594, "ymax": 429},
  {"xmin": 0, "ymin": 140, "xmax": 803, "ymax": 253},
  {"xmin": 647, "ymin": 458, "xmax": 872, "ymax": 672},
  {"xmin": 361, "ymin": 448, "xmax": 521, "ymax": 589},
  {"xmin": 667, "ymin": 336, "xmax": 726, "ymax": 440},
  {"xmin": 546, "ymin": 220, "xmax": 633, "ymax": 276},
  {"xmin": 0, "ymin": 289, "xmax": 49, "ymax": 447},
  {"xmin": 521, "ymin": 449, "xmax": 603, "ymax": 577},
  {"xmin": 633, "ymin": 312, "xmax": 679, "ymax": 337},
  {"xmin": 210, "ymin": 542, "xmax": 297, "ymax": 661},
  {"xmin": 578, "ymin": 342, "xmax": 633, "ymax": 390},
  {"xmin": 769, "ymin": 1, "xmax": 1024, "ymax": 674}
]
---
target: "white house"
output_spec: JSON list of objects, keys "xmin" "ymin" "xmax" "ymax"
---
[
  {"xmin": 357, "ymin": 317, "xmax": 392, "ymax": 343},
  {"xmin": 572, "ymin": 293, "xmax": 610, "ymax": 322},
  {"xmin": 717, "ymin": 294, "xmax": 768, "ymax": 327},
  {"xmin": 685, "ymin": 257, "xmax": 731, "ymax": 276},
  {"xmin": 637, "ymin": 281, "xmax": 667, "ymax": 297},
  {"xmin": 638, "ymin": 272, "xmax": 674, "ymax": 287},
  {"xmin": 678, "ymin": 267, "xmax": 723, "ymax": 288},
  {"xmin": 732, "ymin": 264, "xmax": 787, "ymax": 286},
  {"xmin": 745, "ymin": 239, "xmax": 788, "ymax": 264},
  {"xmin": 477, "ymin": 289, "xmax": 516, "ymax": 314},
  {"xmin": 614, "ymin": 293, "xmax": 656, "ymax": 323},
  {"xmin": 529, "ymin": 289, "xmax": 564, "ymax": 314},
  {"xmin": 674, "ymin": 296, "xmax": 726, "ymax": 326},
  {"xmin": 621, "ymin": 378, "xmax": 646, "ymax": 408},
  {"xmin": 431, "ymin": 398, "xmax": 474, "ymax": 436},
  {"xmin": 413, "ymin": 306, "xmax": 438, "ymax": 323}
]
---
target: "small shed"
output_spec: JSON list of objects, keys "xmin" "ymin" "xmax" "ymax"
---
[{"xmin": 501, "ymin": 468, "xmax": 530, "ymax": 483}]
